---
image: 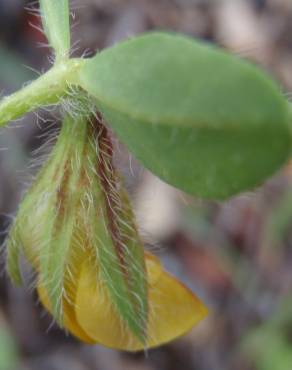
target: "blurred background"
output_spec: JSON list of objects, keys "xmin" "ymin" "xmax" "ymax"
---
[{"xmin": 1, "ymin": 0, "xmax": 292, "ymax": 369}]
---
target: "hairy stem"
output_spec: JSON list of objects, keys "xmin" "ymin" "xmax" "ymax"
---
[{"xmin": 0, "ymin": 58, "xmax": 85, "ymax": 127}]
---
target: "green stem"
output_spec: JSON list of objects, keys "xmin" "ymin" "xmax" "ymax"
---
[{"xmin": 0, "ymin": 58, "xmax": 85, "ymax": 127}]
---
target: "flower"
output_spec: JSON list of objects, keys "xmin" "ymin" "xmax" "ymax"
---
[
  {"xmin": 38, "ymin": 250, "xmax": 207, "ymax": 350},
  {"xmin": 6, "ymin": 112, "xmax": 207, "ymax": 351}
]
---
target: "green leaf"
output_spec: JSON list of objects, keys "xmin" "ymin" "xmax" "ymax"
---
[
  {"xmin": 79, "ymin": 32, "xmax": 291, "ymax": 199},
  {"xmin": 39, "ymin": 0, "xmax": 70, "ymax": 59}
]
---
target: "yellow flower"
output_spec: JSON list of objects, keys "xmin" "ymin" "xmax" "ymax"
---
[
  {"xmin": 6, "ymin": 113, "xmax": 208, "ymax": 351},
  {"xmin": 38, "ymin": 250, "xmax": 208, "ymax": 351}
]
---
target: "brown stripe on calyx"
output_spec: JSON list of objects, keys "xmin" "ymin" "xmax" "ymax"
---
[
  {"xmin": 93, "ymin": 114, "xmax": 129, "ymax": 279},
  {"xmin": 55, "ymin": 159, "xmax": 70, "ymax": 225}
]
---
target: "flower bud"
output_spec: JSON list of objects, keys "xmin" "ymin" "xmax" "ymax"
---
[{"xmin": 6, "ymin": 113, "xmax": 207, "ymax": 350}]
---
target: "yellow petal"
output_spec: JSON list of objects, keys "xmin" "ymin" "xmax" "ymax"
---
[
  {"xmin": 37, "ymin": 280, "xmax": 94, "ymax": 344},
  {"xmin": 75, "ymin": 253, "xmax": 208, "ymax": 351},
  {"xmin": 36, "ymin": 240, "xmax": 95, "ymax": 343}
]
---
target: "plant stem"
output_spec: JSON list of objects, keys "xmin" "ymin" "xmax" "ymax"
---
[{"xmin": 0, "ymin": 58, "xmax": 85, "ymax": 127}]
